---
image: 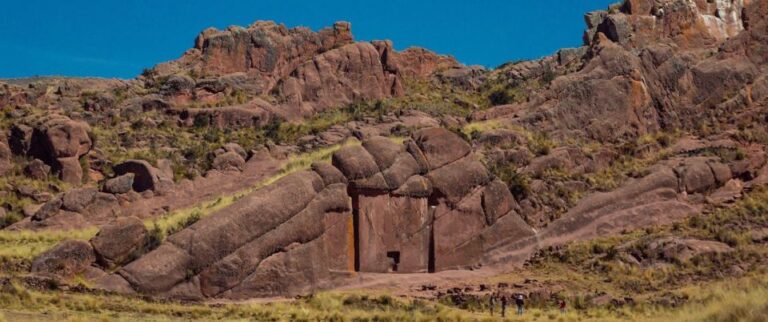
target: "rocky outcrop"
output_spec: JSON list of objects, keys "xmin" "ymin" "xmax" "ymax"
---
[
  {"xmin": 475, "ymin": 0, "xmax": 765, "ymax": 143},
  {"xmin": 65, "ymin": 128, "xmax": 533, "ymax": 299},
  {"xmin": 103, "ymin": 173, "xmax": 135, "ymax": 194},
  {"xmin": 31, "ymin": 240, "xmax": 96, "ymax": 278},
  {"xmin": 154, "ymin": 21, "xmax": 459, "ymax": 123},
  {"xmin": 112, "ymin": 160, "xmax": 173, "ymax": 193},
  {"xmin": 90, "ymin": 216, "xmax": 148, "ymax": 269},
  {"xmin": 275, "ymin": 42, "xmax": 399, "ymax": 119},
  {"xmin": 586, "ymin": 0, "xmax": 747, "ymax": 48},
  {"xmin": 10, "ymin": 115, "xmax": 93, "ymax": 185}
]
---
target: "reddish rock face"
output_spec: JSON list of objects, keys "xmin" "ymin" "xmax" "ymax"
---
[
  {"xmin": 31, "ymin": 240, "xmax": 96, "ymax": 278},
  {"xmin": 154, "ymin": 21, "xmax": 459, "ymax": 123},
  {"xmin": 356, "ymin": 194, "xmax": 431, "ymax": 273},
  {"xmin": 90, "ymin": 216, "xmax": 148, "ymax": 269},
  {"xmin": 81, "ymin": 129, "xmax": 532, "ymax": 299},
  {"xmin": 15, "ymin": 115, "xmax": 94, "ymax": 185}
]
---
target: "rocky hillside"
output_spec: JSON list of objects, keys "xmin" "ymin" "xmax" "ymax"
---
[{"xmin": 1, "ymin": 0, "xmax": 768, "ymax": 313}]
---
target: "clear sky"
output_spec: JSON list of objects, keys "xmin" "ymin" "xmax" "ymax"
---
[{"xmin": 0, "ymin": 0, "xmax": 618, "ymax": 79}]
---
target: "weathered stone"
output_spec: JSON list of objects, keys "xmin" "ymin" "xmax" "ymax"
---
[
  {"xmin": 392, "ymin": 175, "xmax": 433, "ymax": 197},
  {"xmin": 121, "ymin": 171, "xmax": 324, "ymax": 293},
  {"xmin": 679, "ymin": 160, "xmax": 717, "ymax": 193},
  {"xmin": 311, "ymin": 162, "xmax": 348, "ymax": 186},
  {"xmin": 61, "ymin": 188, "xmax": 98, "ymax": 212},
  {"xmin": 104, "ymin": 173, "xmax": 135, "ymax": 194},
  {"xmin": 332, "ymin": 145, "xmax": 380, "ymax": 180},
  {"xmin": 32, "ymin": 197, "xmax": 62, "ymax": 221},
  {"xmin": 113, "ymin": 160, "xmax": 170, "ymax": 192},
  {"xmin": 482, "ymin": 179, "xmax": 515, "ymax": 225},
  {"xmin": 212, "ymin": 151, "xmax": 246, "ymax": 171},
  {"xmin": 91, "ymin": 216, "xmax": 148, "ymax": 268},
  {"xmin": 362, "ymin": 136, "xmax": 402, "ymax": 170},
  {"xmin": 646, "ymin": 237, "xmax": 733, "ymax": 263},
  {"xmin": 31, "ymin": 240, "xmax": 95, "ymax": 277},
  {"xmin": 24, "ymin": 159, "xmax": 51, "ymax": 180},
  {"xmin": 427, "ymin": 156, "xmax": 490, "ymax": 204},
  {"xmin": 412, "ymin": 128, "xmax": 471, "ymax": 170}
]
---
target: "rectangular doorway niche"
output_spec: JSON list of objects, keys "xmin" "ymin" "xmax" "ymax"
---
[
  {"xmin": 386, "ymin": 251, "xmax": 401, "ymax": 272},
  {"xmin": 353, "ymin": 192, "xmax": 432, "ymax": 273}
]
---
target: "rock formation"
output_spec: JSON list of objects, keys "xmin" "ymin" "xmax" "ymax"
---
[
  {"xmin": 31, "ymin": 129, "xmax": 534, "ymax": 299},
  {"xmin": 153, "ymin": 21, "xmax": 460, "ymax": 122}
]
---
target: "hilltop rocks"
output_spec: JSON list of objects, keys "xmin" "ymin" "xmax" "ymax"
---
[
  {"xmin": 90, "ymin": 216, "xmax": 147, "ymax": 269},
  {"xmin": 276, "ymin": 42, "xmax": 397, "ymax": 118},
  {"xmin": 585, "ymin": 0, "xmax": 747, "ymax": 48},
  {"xmin": 154, "ymin": 21, "xmax": 458, "ymax": 123},
  {"xmin": 31, "ymin": 240, "xmax": 95, "ymax": 278}
]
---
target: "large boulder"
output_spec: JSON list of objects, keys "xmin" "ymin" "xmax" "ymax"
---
[
  {"xmin": 27, "ymin": 115, "xmax": 93, "ymax": 185},
  {"xmin": 103, "ymin": 173, "xmax": 135, "ymax": 194},
  {"xmin": 61, "ymin": 188, "xmax": 98, "ymax": 213},
  {"xmin": 211, "ymin": 151, "xmax": 246, "ymax": 171},
  {"xmin": 645, "ymin": 237, "xmax": 733, "ymax": 263},
  {"xmin": 411, "ymin": 128, "xmax": 471, "ymax": 170},
  {"xmin": 113, "ymin": 160, "xmax": 172, "ymax": 192},
  {"xmin": 31, "ymin": 240, "xmax": 96, "ymax": 277},
  {"xmin": 90, "ymin": 216, "xmax": 148, "ymax": 269},
  {"xmin": 31, "ymin": 197, "xmax": 62, "ymax": 221},
  {"xmin": 331, "ymin": 145, "xmax": 380, "ymax": 180},
  {"xmin": 275, "ymin": 42, "xmax": 396, "ymax": 118},
  {"xmin": 24, "ymin": 159, "xmax": 51, "ymax": 180}
]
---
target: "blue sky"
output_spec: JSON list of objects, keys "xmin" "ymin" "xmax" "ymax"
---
[{"xmin": 0, "ymin": 0, "xmax": 617, "ymax": 79}]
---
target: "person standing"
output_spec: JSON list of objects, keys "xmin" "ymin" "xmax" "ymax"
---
[
  {"xmin": 515, "ymin": 294, "xmax": 525, "ymax": 316},
  {"xmin": 558, "ymin": 299, "xmax": 566, "ymax": 313},
  {"xmin": 500, "ymin": 294, "xmax": 508, "ymax": 317},
  {"xmin": 489, "ymin": 293, "xmax": 496, "ymax": 316}
]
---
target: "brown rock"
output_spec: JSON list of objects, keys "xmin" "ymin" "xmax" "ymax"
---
[
  {"xmin": 679, "ymin": 160, "xmax": 717, "ymax": 193},
  {"xmin": 212, "ymin": 151, "xmax": 246, "ymax": 171},
  {"xmin": 427, "ymin": 156, "xmax": 490, "ymax": 204},
  {"xmin": 646, "ymin": 237, "xmax": 733, "ymax": 263},
  {"xmin": 61, "ymin": 188, "xmax": 98, "ymax": 212},
  {"xmin": 31, "ymin": 240, "xmax": 95, "ymax": 277},
  {"xmin": 362, "ymin": 136, "xmax": 402, "ymax": 170},
  {"xmin": 311, "ymin": 162, "xmax": 348, "ymax": 186},
  {"xmin": 103, "ymin": 173, "xmax": 135, "ymax": 194},
  {"xmin": 27, "ymin": 115, "xmax": 93, "ymax": 184},
  {"xmin": 24, "ymin": 159, "xmax": 51, "ymax": 180},
  {"xmin": 331, "ymin": 145, "xmax": 380, "ymax": 180},
  {"xmin": 31, "ymin": 197, "xmax": 62, "ymax": 221},
  {"xmin": 412, "ymin": 128, "xmax": 471, "ymax": 170},
  {"xmin": 91, "ymin": 216, "xmax": 148, "ymax": 268},
  {"xmin": 113, "ymin": 160, "xmax": 171, "ymax": 192}
]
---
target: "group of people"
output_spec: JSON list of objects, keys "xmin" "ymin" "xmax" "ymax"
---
[{"xmin": 488, "ymin": 293, "xmax": 567, "ymax": 317}]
